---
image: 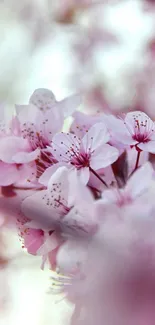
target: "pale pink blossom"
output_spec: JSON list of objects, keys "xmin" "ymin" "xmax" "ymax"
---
[
  {"xmin": 0, "ymin": 89, "xmax": 81, "ymax": 186},
  {"xmin": 21, "ymin": 166, "xmax": 96, "ymax": 232},
  {"xmin": 21, "ymin": 167, "xmax": 97, "ymax": 267},
  {"xmin": 28, "ymin": 88, "xmax": 81, "ymax": 118},
  {"xmin": 50, "ymin": 123, "xmax": 119, "ymax": 184},
  {"xmin": 21, "ymin": 167, "xmax": 74, "ymax": 229},
  {"xmin": 106, "ymin": 111, "xmax": 155, "ymax": 153},
  {"xmin": 100, "ymin": 162, "xmax": 153, "ymax": 207}
]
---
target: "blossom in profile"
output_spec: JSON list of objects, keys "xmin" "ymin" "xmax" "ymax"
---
[{"xmin": 21, "ymin": 167, "xmax": 97, "ymax": 267}]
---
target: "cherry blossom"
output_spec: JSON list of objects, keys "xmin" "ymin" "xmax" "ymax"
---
[
  {"xmin": 20, "ymin": 167, "xmax": 97, "ymax": 267},
  {"xmin": 107, "ymin": 111, "xmax": 155, "ymax": 152},
  {"xmin": 50, "ymin": 123, "xmax": 119, "ymax": 184},
  {"xmin": 100, "ymin": 162, "xmax": 154, "ymax": 207},
  {"xmin": 0, "ymin": 89, "xmax": 81, "ymax": 186},
  {"xmin": 2, "ymin": 83, "xmax": 155, "ymax": 325},
  {"xmin": 21, "ymin": 166, "xmax": 97, "ymax": 233},
  {"xmin": 28, "ymin": 88, "xmax": 81, "ymax": 118}
]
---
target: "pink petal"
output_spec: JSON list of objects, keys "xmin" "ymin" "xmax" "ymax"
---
[
  {"xmin": 37, "ymin": 234, "xmax": 58, "ymax": 255},
  {"xmin": 23, "ymin": 228, "xmax": 44, "ymax": 255},
  {"xmin": 103, "ymin": 114, "xmax": 127, "ymax": 133},
  {"xmin": 67, "ymin": 168, "xmax": 93, "ymax": 206},
  {"xmin": 25, "ymin": 220, "xmax": 44, "ymax": 229},
  {"xmin": 125, "ymin": 111, "xmax": 154, "ymax": 136},
  {"xmin": 21, "ymin": 190, "xmax": 58, "ymax": 230},
  {"xmin": 125, "ymin": 162, "xmax": 153, "ymax": 199},
  {"xmin": 15, "ymin": 162, "xmax": 37, "ymax": 187},
  {"xmin": 71, "ymin": 111, "xmax": 100, "ymax": 138},
  {"xmin": 78, "ymin": 167, "xmax": 90, "ymax": 185},
  {"xmin": 39, "ymin": 162, "xmax": 71, "ymax": 186},
  {"xmin": 90, "ymin": 144, "xmax": 119, "ymax": 170},
  {"xmin": 42, "ymin": 109, "xmax": 64, "ymax": 140},
  {"xmin": 103, "ymin": 114, "xmax": 137, "ymax": 145},
  {"xmin": 0, "ymin": 136, "xmax": 30, "ymax": 163},
  {"xmin": 13, "ymin": 148, "xmax": 40, "ymax": 163},
  {"xmin": 82, "ymin": 123, "xmax": 110, "ymax": 153},
  {"xmin": 48, "ymin": 166, "xmax": 70, "ymax": 202},
  {"xmin": 138, "ymin": 141, "xmax": 155, "ymax": 153},
  {"xmin": 0, "ymin": 162, "xmax": 20, "ymax": 186},
  {"xmin": 51, "ymin": 132, "xmax": 80, "ymax": 162},
  {"xmin": 22, "ymin": 167, "xmax": 70, "ymax": 228},
  {"xmin": 56, "ymin": 93, "xmax": 81, "ymax": 118},
  {"xmin": 29, "ymin": 88, "xmax": 56, "ymax": 112},
  {"xmin": 17, "ymin": 104, "xmax": 40, "ymax": 124}
]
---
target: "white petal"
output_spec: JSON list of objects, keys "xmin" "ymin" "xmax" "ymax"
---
[
  {"xmin": 90, "ymin": 144, "xmax": 119, "ymax": 170},
  {"xmin": 82, "ymin": 122, "xmax": 110, "ymax": 153},
  {"xmin": 125, "ymin": 162, "xmax": 154, "ymax": 199}
]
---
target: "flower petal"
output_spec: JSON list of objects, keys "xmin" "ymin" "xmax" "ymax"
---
[
  {"xmin": 37, "ymin": 233, "xmax": 58, "ymax": 255},
  {"xmin": 125, "ymin": 111, "xmax": 154, "ymax": 136},
  {"xmin": 56, "ymin": 93, "xmax": 81, "ymax": 118},
  {"xmin": 39, "ymin": 162, "xmax": 71, "ymax": 186},
  {"xmin": 103, "ymin": 114, "xmax": 127, "ymax": 133},
  {"xmin": 21, "ymin": 190, "xmax": 58, "ymax": 230},
  {"xmin": 138, "ymin": 141, "xmax": 155, "ymax": 153},
  {"xmin": 0, "ymin": 136, "xmax": 30, "ymax": 163},
  {"xmin": 29, "ymin": 88, "xmax": 56, "ymax": 112},
  {"xmin": 71, "ymin": 111, "xmax": 100, "ymax": 138},
  {"xmin": 82, "ymin": 123, "xmax": 110, "ymax": 153},
  {"xmin": 51, "ymin": 132, "xmax": 80, "ymax": 162},
  {"xmin": 125, "ymin": 162, "xmax": 154, "ymax": 199},
  {"xmin": 42, "ymin": 109, "xmax": 64, "ymax": 141},
  {"xmin": 0, "ymin": 162, "xmax": 20, "ymax": 186},
  {"xmin": 23, "ymin": 228, "xmax": 44, "ymax": 255},
  {"xmin": 90, "ymin": 144, "xmax": 119, "ymax": 170},
  {"xmin": 13, "ymin": 148, "xmax": 40, "ymax": 163},
  {"xmin": 78, "ymin": 167, "xmax": 90, "ymax": 185},
  {"xmin": 17, "ymin": 104, "xmax": 40, "ymax": 124}
]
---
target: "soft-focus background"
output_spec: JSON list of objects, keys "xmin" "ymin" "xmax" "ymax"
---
[{"xmin": 1, "ymin": 0, "xmax": 155, "ymax": 324}]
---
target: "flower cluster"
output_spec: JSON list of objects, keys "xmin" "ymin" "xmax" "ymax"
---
[{"xmin": 1, "ymin": 88, "xmax": 155, "ymax": 324}]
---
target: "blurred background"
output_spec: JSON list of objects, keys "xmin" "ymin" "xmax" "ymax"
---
[{"xmin": 1, "ymin": 0, "xmax": 155, "ymax": 324}]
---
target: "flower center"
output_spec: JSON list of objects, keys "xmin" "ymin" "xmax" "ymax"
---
[
  {"xmin": 132, "ymin": 133, "xmax": 150, "ymax": 143},
  {"xmin": 22, "ymin": 123, "xmax": 50, "ymax": 150},
  {"xmin": 35, "ymin": 151, "xmax": 57, "ymax": 178},
  {"xmin": 71, "ymin": 152, "xmax": 90, "ymax": 169},
  {"xmin": 130, "ymin": 115, "xmax": 154, "ymax": 143}
]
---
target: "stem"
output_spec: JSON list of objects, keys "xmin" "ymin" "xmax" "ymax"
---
[
  {"xmin": 89, "ymin": 167, "xmax": 108, "ymax": 188},
  {"xmin": 134, "ymin": 150, "xmax": 141, "ymax": 171}
]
